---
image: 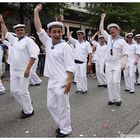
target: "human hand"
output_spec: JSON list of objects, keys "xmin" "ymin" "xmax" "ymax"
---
[
  {"xmin": 34, "ymin": 3, "xmax": 42, "ymax": 12},
  {"xmin": 0, "ymin": 14, "xmax": 4, "ymax": 23},
  {"xmin": 101, "ymin": 13, "xmax": 106, "ymax": 19}
]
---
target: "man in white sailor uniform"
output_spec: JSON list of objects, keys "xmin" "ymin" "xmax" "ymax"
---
[
  {"xmin": 91, "ymin": 34, "xmax": 107, "ymax": 87},
  {"xmin": 134, "ymin": 34, "xmax": 140, "ymax": 85},
  {"xmin": 99, "ymin": 13, "xmax": 129, "ymax": 106},
  {"xmin": 34, "ymin": 4, "xmax": 75, "ymax": 137},
  {"xmin": 29, "ymin": 36, "xmax": 42, "ymax": 86},
  {"xmin": 0, "ymin": 14, "xmax": 39, "ymax": 119},
  {"xmin": 67, "ymin": 26, "xmax": 92, "ymax": 94},
  {"xmin": 123, "ymin": 33, "xmax": 139, "ymax": 93}
]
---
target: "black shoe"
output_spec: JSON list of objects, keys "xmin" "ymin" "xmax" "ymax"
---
[
  {"xmin": 80, "ymin": 91, "xmax": 87, "ymax": 94},
  {"xmin": 55, "ymin": 128, "xmax": 60, "ymax": 133},
  {"xmin": 56, "ymin": 132, "xmax": 69, "ymax": 138},
  {"xmin": 108, "ymin": 101, "xmax": 115, "ymax": 105},
  {"xmin": 136, "ymin": 83, "xmax": 140, "ymax": 85},
  {"xmin": 130, "ymin": 91, "xmax": 135, "ymax": 94},
  {"xmin": 115, "ymin": 101, "xmax": 121, "ymax": 106},
  {"xmin": 30, "ymin": 82, "xmax": 42, "ymax": 86},
  {"xmin": 98, "ymin": 85, "xmax": 103, "ymax": 87},
  {"xmin": 103, "ymin": 85, "xmax": 107, "ymax": 88},
  {"xmin": 125, "ymin": 89, "xmax": 130, "ymax": 92},
  {"xmin": 76, "ymin": 90, "xmax": 81, "ymax": 94},
  {"xmin": 21, "ymin": 110, "xmax": 34, "ymax": 119}
]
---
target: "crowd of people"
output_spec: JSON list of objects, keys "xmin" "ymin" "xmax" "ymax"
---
[{"xmin": 0, "ymin": 4, "xmax": 140, "ymax": 138}]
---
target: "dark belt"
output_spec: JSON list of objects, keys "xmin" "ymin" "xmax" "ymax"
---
[{"xmin": 75, "ymin": 60, "xmax": 84, "ymax": 64}]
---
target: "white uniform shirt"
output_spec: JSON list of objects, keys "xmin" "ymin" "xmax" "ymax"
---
[
  {"xmin": 126, "ymin": 43, "xmax": 138, "ymax": 67},
  {"xmin": 37, "ymin": 29, "xmax": 75, "ymax": 83},
  {"xmin": 92, "ymin": 41, "xmax": 107, "ymax": 63},
  {"xmin": 101, "ymin": 30, "xmax": 129, "ymax": 70},
  {"xmin": 5, "ymin": 32, "xmax": 39, "ymax": 71},
  {"xmin": 3, "ymin": 40, "xmax": 12, "ymax": 64},
  {"xmin": 69, "ymin": 37, "xmax": 92, "ymax": 62}
]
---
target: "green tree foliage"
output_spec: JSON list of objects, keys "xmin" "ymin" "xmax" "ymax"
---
[
  {"xmin": 0, "ymin": 2, "xmax": 67, "ymax": 23},
  {"xmin": 86, "ymin": 3, "xmax": 140, "ymax": 34}
]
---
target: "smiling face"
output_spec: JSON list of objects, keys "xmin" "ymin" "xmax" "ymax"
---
[
  {"xmin": 126, "ymin": 35, "xmax": 133, "ymax": 44},
  {"xmin": 76, "ymin": 32, "xmax": 84, "ymax": 41},
  {"xmin": 14, "ymin": 27, "xmax": 26, "ymax": 38},
  {"xmin": 109, "ymin": 27, "xmax": 120, "ymax": 38},
  {"xmin": 49, "ymin": 27, "xmax": 63, "ymax": 44}
]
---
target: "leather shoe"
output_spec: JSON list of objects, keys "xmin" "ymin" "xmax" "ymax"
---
[
  {"xmin": 108, "ymin": 101, "xmax": 115, "ymax": 105},
  {"xmin": 56, "ymin": 132, "xmax": 69, "ymax": 138},
  {"xmin": 55, "ymin": 128, "xmax": 60, "ymax": 133},
  {"xmin": 103, "ymin": 85, "xmax": 107, "ymax": 88},
  {"xmin": 125, "ymin": 89, "xmax": 130, "ymax": 92},
  {"xmin": 98, "ymin": 85, "xmax": 103, "ymax": 87},
  {"xmin": 21, "ymin": 110, "xmax": 34, "ymax": 119},
  {"xmin": 80, "ymin": 91, "xmax": 87, "ymax": 94},
  {"xmin": 115, "ymin": 101, "xmax": 121, "ymax": 106}
]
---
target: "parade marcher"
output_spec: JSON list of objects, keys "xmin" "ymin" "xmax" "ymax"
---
[
  {"xmin": 99, "ymin": 13, "xmax": 129, "ymax": 106},
  {"xmin": 29, "ymin": 36, "xmax": 42, "ymax": 86},
  {"xmin": 134, "ymin": 34, "xmax": 140, "ymax": 85},
  {"xmin": 34, "ymin": 4, "xmax": 75, "ymax": 137},
  {"xmin": 123, "ymin": 33, "xmax": 139, "ymax": 93},
  {"xmin": 0, "ymin": 34, "xmax": 5, "ymax": 94},
  {"xmin": 90, "ymin": 32, "xmax": 107, "ymax": 87},
  {"xmin": 66, "ymin": 26, "xmax": 92, "ymax": 94},
  {"xmin": 0, "ymin": 14, "xmax": 39, "ymax": 119}
]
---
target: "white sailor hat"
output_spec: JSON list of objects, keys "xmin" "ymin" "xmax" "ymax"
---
[
  {"xmin": 76, "ymin": 30, "xmax": 85, "ymax": 35},
  {"xmin": 125, "ymin": 32, "xmax": 133, "ymax": 38},
  {"xmin": 135, "ymin": 34, "xmax": 140, "ymax": 38},
  {"xmin": 47, "ymin": 21, "xmax": 63, "ymax": 29},
  {"xmin": 107, "ymin": 23, "xmax": 120, "ymax": 30},
  {"xmin": 13, "ymin": 24, "xmax": 25, "ymax": 30},
  {"xmin": 98, "ymin": 34, "xmax": 104, "ymax": 38}
]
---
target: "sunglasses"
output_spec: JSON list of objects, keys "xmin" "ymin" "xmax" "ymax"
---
[
  {"xmin": 110, "ymin": 49, "xmax": 113, "ymax": 55},
  {"xmin": 77, "ymin": 34, "xmax": 81, "ymax": 36}
]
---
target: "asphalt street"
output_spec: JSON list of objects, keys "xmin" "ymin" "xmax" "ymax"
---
[{"xmin": 0, "ymin": 75, "xmax": 140, "ymax": 138}]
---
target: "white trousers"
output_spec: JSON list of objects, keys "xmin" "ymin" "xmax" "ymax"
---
[
  {"xmin": 137, "ymin": 60, "xmax": 140, "ymax": 83},
  {"xmin": 75, "ymin": 62, "xmax": 87, "ymax": 91},
  {"xmin": 95, "ymin": 62, "xmax": 107, "ymax": 85},
  {"xmin": 30, "ymin": 59, "xmax": 42, "ymax": 85},
  {"xmin": 123, "ymin": 66, "xmax": 135, "ymax": 91},
  {"xmin": 0, "ymin": 78, "xmax": 5, "ymax": 93},
  {"xmin": 47, "ymin": 79, "xmax": 72, "ymax": 135},
  {"xmin": 106, "ymin": 69, "xmax": 121, "ymax": 102},
  {"xmin": 10, "ymin": 70, "xmax": 33, "ymax": 114}
]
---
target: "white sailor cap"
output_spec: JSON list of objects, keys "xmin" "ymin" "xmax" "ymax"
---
[
  {"xmin": 98, "ymin": 34, "xmax": 104, "ymax": 39},
  {"xmin": 135, "ymin": 34, "xmax": 140, "ymax": 38},
  {"xmin": 76, "ymin": 30, "xmax": 85, "ymax": 35},
  {"xmin": 13, "ymin": 24, "xmax": 25, "ymax": 30},
  {"xmin": 47, "ymin": 21, "xmax": 63, "ymax": 29},
  {"xmin": 107, "ymin": 23, "xmax": 120, "ymax": 30},
  {"xmin": 125, "ymin": 32, "xmax": 133, "ymax": 38}
]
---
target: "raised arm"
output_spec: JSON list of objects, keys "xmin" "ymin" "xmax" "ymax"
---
[
  {"xmin": 0, "ymin": 14, "xmax": 8, "ymax": 37},
  {"xmin": 90, "ymin": 31, "xmax": 99, "ymax": 41},
  {"xmin": 34, "ymin": 4, "xmax": 43, "ymax": 33},
  {"xmin": 99, "ymin": 13, "xmax": 106, "ymax": 33},
  {"xmin": 66, "ymin": 24, "xmax": 73, "ymax": 39}
]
